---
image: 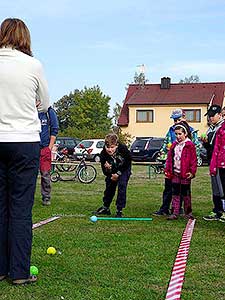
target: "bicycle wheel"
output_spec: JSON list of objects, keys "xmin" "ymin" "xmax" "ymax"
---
[
  {"xmin": 50, "ymin": 171, "xmax": 60, "ymax": 182},
  {"xmin": 152, "ymin": 165, "xmax": 163, "ymax": 174},
  {"xmin": 78, "ymin": 165, "xmax": 97, "ymax": 184}
]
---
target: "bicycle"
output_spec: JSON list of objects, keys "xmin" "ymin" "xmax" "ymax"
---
[
  {"xmin": 152, "ymin": 159, "xmax": 165, "ymax": 174},
  {"xmin": 50, "ymin": 146, "xmax": 97, "ymax": 184},
  {"xmin": 52, "ymin": 146, "xmax": 71, "ymax": 172}
]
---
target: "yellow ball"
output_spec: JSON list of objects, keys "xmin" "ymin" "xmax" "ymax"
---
[
  {"xmin": 47, "ymin": 247, "xmax": 56, "ymax": 255},
  {"xmin": 167, "ymin": 143, "xmax": 172, "ymax": 150}
]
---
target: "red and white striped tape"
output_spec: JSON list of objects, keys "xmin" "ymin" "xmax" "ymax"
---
[
  {"xmin": 32, "ymin": 215, "xmax": 61, "ymax": 229},
  {"xmin": 165, "ymin": 219, "xmax": 196, "ymax": 300}
]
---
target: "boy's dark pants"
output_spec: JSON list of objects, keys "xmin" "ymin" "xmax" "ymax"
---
[
  {"xmin": 159, "ymin": 178, "xmax": 183, "ymax": 214},
  {"xmin": 159, "ymin": 178, "xmax": 172, "ymax": 213},
  {"xmin": 211, "ymin": 171, "xmax": 224, "ymax": 216},
  {"xmin": 103, "ymin": 168, "xmax": 131, "ymax": 211},
  {"xmin": 0, "ymin": 142, "xmax": 40, "ymax": 280}
]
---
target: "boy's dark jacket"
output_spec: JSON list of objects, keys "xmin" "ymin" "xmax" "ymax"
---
[
  {"xmin": 100, "ymin": 143, "xmax": 132, "ymax": 176},
  {"xmin": 203, "ymin": 119, "xmax": 224, "ymax": 163}
]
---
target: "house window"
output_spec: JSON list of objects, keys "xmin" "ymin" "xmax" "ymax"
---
[
  {"xmin": 136, "ymin": 110, "xmax": 154, "ymax": 123},
  {"xmin": 184, "ymin": 109, "xmax": 201, "ymax": 122}
]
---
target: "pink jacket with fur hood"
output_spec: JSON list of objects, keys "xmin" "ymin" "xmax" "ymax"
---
[
  {"xmin": 165, "ymin": 140, "xmax": 197, "ymax": 179},
  {"xmin": 210, "ymin": 122, "xmax": 225, "ymax": 175}
]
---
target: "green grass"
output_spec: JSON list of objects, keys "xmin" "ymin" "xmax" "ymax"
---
[{"xmin": 1, "ymin": 165, "xmax": 225, "ymax": 299}]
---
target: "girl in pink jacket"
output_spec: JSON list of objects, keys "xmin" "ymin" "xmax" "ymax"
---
[{"xmin": 165, "ymin": 121, "xmax": 197, "ymax": 220}]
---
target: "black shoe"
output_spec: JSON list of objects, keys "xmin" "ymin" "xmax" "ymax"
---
[
  {"xmin": 115, "ymin": 211, "xmax": 123, "ymax": 218},
  {"xmin": 153, "ymin": 210, "xmax": 169, "ymax": 216},
  {"xmin": 93, "ymin": 206, "xmax": 111, "ymax": 215}
]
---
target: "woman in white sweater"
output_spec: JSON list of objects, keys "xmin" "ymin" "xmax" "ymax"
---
[{"xmin": 0, "ymin": 18, "xmax": 49, "ymax": 285}]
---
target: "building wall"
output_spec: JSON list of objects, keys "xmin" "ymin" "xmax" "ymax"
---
[{"xmin": 120, "ymin": 105, "xmax": 209, "ymax": 139}]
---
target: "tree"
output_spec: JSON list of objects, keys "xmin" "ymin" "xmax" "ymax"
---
[
  {"xmin": 53, "ymin": 86, "xmax": 112, "ymax": 139},
  {"xmin": 111, "ymin": 102, "xmax": 133, "ymax": 147},
  {"xmin": 125, "ymin": 65, "xmax": 149, "ymax": 90},
  {"xmin": 133, "ymin": 71, "xmax": 148, "ymax": 85},
  {"xmin": 53, "ymin": 90, "xmax": 79, "ymax": 131},
  {"xmin": 112, "ymin": 102, "xmax": 122, "ymax": 126},
  {"xmin": 179, "ymin": 75, "xmax": 200, "ymax": 84},
  {"xmin": 112, "ymin": 127, "xmax": 133, "ymax": 147}
]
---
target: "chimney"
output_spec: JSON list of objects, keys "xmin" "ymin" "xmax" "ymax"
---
[{"xmin": 160, "ymin": 77, "xmax": 171, "ymax": 89}]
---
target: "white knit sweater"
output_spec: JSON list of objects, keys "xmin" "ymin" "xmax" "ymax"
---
[{"xmin": 0, "ymin": 48, "xmax": 49, "ymax": 142}]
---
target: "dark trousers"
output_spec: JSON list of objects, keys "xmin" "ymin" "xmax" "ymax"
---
[
  {"xmin": 159, "ymin": 178, "xmax": 184, "ymax": 213},
  {"xmin": 40, "ymin": 171, "xmax": 51, "ymax": 200},
  {"xmin": 103, "ymin": 168, "xmax": 131, "ymax": 210},
  {"xmin": 0, "ymin": 142, "xmax": 40, "ymax": 279},
  {"xmin": 219, "ymin": 169, "xmax": 225, "ymax": 193},
  {"xmin": 219, "ymin": 168, "xmax": 225, "ymax": 212},
  {"xmin": 211, "ymin": 171, "xmax": 224, "ymax": 215},
  {"xmin": 159, "ymin": 178, "xmax": 172, "ymax": 213}
]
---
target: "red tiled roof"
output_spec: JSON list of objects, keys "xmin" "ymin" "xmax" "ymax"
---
[{"xmin": 118, "ymin": 82, "xmax": 225, "ymax": 126}]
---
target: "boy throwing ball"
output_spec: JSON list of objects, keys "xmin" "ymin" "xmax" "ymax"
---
[{"xmin": 93, "ymin": 133, "xmax": 132, "ymax": 217}]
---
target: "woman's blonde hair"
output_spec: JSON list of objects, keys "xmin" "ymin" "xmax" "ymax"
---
[{"xmin": 0, "ymin": 18, "xmax": 32, "ymax": 56}]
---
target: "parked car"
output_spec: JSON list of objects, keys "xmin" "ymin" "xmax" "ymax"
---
[
  {"xmin": 55, "ymin": 137, "xmax": 81, "ymax": 155},
  {"xmin": 130, "ymin": 137, "xmax": 164, "ymax": 162},
  {"xmin": 74, "ymin": 139, "xmax": 105, "ymax": 162}
]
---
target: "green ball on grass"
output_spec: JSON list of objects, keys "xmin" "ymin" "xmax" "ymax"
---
[{"xmin": 30, "ymin": 265, "xmax": 39, "ymax": 275}]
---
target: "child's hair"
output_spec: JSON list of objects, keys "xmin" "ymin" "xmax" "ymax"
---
[
  {"xmin": 174, "ymin": 121, "xmax": 192, "ymax": 140},
  {"xmin": 105, "ymin": 133, "xmax": 119, "ymax": 147}
]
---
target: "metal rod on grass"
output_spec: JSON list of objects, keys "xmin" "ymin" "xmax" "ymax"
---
[
  {"xmin": 90, "ymin": 216, "xmax": 152, "ymax": 222},
  {"xmin": 97, "ymin": 217, "xmax": 152, "ymax": 221}
]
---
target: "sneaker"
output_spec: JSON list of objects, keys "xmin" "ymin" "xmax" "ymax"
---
[
  {"xmin": 115, "ymin": 211, "xmax": 123, "ymax": 218},
  {"xmin": 203, "ymin": 212, "xmax": 219, "ymax": 221},
  {"xmin": 13, "ymin": 275, "xmax": 37, "ymax": 285},
  {"xmin": 42, "ymin": 199, "xmax": 51, "ymax": 206},
  {"xmin": 0, "ymin": 275, "xmax": 6, "ymax": 281},
  {"xmin": 153, "ymin": 210, "xmax": 169, "ymax": 216},
  {"xmin": 219, "ymin": 212, "xmax": 225, "ymax": 223},
  {"xmin": 93, "ymin": 206, "xmax": 111, "ymax": 215},
  {"xmin": 167, "ymin": 214, "xmax": 178, "ymax": 220}
]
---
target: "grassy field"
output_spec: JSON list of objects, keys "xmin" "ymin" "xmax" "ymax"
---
[{"xmin": 1, "ymin": 165, "xmax": 225, "ymax": 300}]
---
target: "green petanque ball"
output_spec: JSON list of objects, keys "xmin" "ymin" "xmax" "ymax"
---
[{"xmin": 30, "ymin": 265, "xmax": 39, "ymax": 275}]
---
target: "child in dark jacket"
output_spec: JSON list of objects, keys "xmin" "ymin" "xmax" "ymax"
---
[
  {"xmin": 93, "ymin": 133, "xmax": 132, "ymax": 217},
  {"xmin": 165, "ymin": 121, "xmax": 197, "ymax": 220}
]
